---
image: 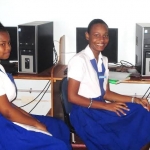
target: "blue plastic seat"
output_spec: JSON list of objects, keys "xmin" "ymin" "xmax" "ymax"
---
[{"xmin": 59, "ymin": 77, "xmax": 75, "ymax": 142}]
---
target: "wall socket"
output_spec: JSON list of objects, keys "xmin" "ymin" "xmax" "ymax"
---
[{"xmin": 21, "ymin": 96, "xmax": 34, "ymax": 103}]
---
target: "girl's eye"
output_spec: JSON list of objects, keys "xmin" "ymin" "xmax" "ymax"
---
[
  {"xmin": 94, "ymin": 33, "xmax": 100, "ymax": 38},
  {"xmin": 93, "ymin": 33, "xmax": 109, "ymax": 39},
  {"xmin": 0, "ymin": 42, "xmax": 11, "ymax": 46},
  {"xmin": 103, "ymin": 34, "xmax": 109, "ymax": 38},
  {"xmin": 0, "ymin": 43, "xmax": 5, "ymax": 46}
]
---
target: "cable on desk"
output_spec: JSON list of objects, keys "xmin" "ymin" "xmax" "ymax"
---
[
  {"xmin": 109, "ymin": 60, "xmax": 138, "ymax": 73},
  {"xmin": 53, "ymin": 44, "xmax": 58, "ymax": 65},
  {"xmin": 120, "ymin": 60, "xmax": 134, "ymax": 67},
  {"xmin": 118, "ymin": 60, "xmax": 134, "ymax": 72}
]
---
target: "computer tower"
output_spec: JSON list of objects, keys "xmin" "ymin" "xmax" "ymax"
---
[
  {"xmin": 136, "ymin": 23, "xmax": 150, "ymax": 76},
  {"xmin": 18, "ymin": 21, "xmax": 53, "ymax": 74}
]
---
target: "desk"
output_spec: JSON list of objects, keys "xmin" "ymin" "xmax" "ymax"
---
[
  {"xmin": 13, "ymin": 68, "xmax": 52, "ymax": 80},
  {"xmin": 13, "ymin": 64, "xmax": 67, "ymax": 117},
  {"xmin": 50, "ymin": 64, "xmax": 150, "ymax": 84},
  {"xmin": 13, "ymin": 64, "xmax": 150, "ymax": 118},
  {"xmin": 51, "ymin": 64, "xmax": 150, "ymax": 119},
  {"xmin": 123, "ymin": 76, "xmax": 150, "ymax": 84},
  {"xmin": 50, "ymin": 64, "xmax": 67, "ymax": 119},
  {"xmin": 109, "ymin": 66, "xmax": 150, "ymax": 84}
]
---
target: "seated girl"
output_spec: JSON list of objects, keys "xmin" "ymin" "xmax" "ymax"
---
[
  {"xmin": 67, "ymin": 19, "xmax": 150, "ymax": 150},
  {"xmin": 0, "ymin": 22, "xmax": 71, "ymax": 150}
]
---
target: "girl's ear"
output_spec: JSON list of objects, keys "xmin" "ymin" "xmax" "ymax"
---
[{"xmin": 85, "ymin": 32, "xmax": 89, "ymax": 41}]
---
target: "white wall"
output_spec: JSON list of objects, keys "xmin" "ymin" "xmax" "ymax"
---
[{"xmin": 1, "ymin": 0, "xmax": 150, "ymax": 64}]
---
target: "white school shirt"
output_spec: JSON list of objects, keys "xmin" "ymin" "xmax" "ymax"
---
[
  {"xmin": 67, "ymin": 45, "xmax": 109, "ymax": 98},
  {"xmin": 0, "ymin": 64, "xmax": 16, "ymax": 101},
  {"xmin": 0, "ymin": 64, "xmax": 52, "ymax": 136}
]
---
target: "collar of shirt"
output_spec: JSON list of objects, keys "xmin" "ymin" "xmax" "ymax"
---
[
  {"xmin": 0, "ymin": 64, "xmax": 6, "ymax": 74},
  {"xmin": 84, "ymin": 45, "xmax": 103, "ymax": 72}
]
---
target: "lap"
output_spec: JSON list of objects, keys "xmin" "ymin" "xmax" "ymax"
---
[
  {"xmin": 0, "ymin": 115, "xmax": 70, "ymax": 150},
  {"xmin": 70, "ymin": 103, "xmax": 150, "ymax": 150}
]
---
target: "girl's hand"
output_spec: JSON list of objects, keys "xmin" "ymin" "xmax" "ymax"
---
[
  {"xmin": 134, "ymin": 98, "xmax": 149, "ymax": 111},
  {"xmin": 105, "ymin": 102, "xmax": 130, "ymax": 116}
]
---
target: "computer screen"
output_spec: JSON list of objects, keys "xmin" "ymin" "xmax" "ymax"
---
[
  {"xmin": 1, "ymin": 26, "xmax": 18, "ymax": 63},
  {"xmin": 76, "ymin": 28, "xmax": 118, "ymax": 63}
]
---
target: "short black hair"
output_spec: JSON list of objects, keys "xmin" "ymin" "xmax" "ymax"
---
[
  {"xmin": 87, "ymin": 19, "xmax": 108, "ymax": 33},
  {"xmin": 0, "ymin": 22, "xmax": 8, "ymax": 32}
]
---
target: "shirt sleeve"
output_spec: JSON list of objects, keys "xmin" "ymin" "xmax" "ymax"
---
[{"xmin": 67, "ymin": 56, "xmax": 85, "ymax": 82}]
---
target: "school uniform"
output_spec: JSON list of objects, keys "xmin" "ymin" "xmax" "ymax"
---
[
  {"xmin": 68, "ymin": 45, "xmax": 150, "ymax": 150},
  {"xmin": 0, "ymin": 64, "xmax": 71, "ymax": 150}
]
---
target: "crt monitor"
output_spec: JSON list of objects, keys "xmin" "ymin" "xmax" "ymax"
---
[
  {"xmin": 76, "ymin": 28, "xmax": 118, "ymax": 63},
  {"xmin": 1, "ymin": 26, "xmax": 18, "ymax": 64}
]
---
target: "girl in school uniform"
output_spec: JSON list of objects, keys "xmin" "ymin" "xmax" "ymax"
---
[
  {"xmin": 0, "ymin": 22, "xmax": 71, "ymax": 150},
  {"xmin": 67, "ymin": 19, "xmax": 150, "ymax": 150}
]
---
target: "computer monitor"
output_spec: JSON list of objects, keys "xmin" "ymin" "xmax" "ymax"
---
[
  {"xmin": 76, "ymin": 28, "xmax": 118, "ymax": 63},
  {"xmin": 1, "ymin": 26, "xmax": 18, "ymax": 64}
]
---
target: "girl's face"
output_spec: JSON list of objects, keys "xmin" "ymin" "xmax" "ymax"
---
[
  {"xmin": 85, "ymin": 23, "xmax": 109, "ymax": 56},
  {"xmin": 0, "ymin": 31, "xmax": 11, "ymax": 60}
]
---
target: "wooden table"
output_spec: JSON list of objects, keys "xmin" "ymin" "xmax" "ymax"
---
[
  {"xmin": 13, "ymin": 64, "xmax": 67, "ymax": 117},
  {"xmin": 122, "ymin": 76, "xmax": 150, "ymax": 84},
  {"xmin": 14, "ymin": 63, "xmax": 150, "ymax": 118}
]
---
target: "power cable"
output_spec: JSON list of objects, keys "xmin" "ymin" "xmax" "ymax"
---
[
  {"xmin": 19, "ymin": 81, "xmax": 51, "ymax": 108},
  {"xmin": 29, "ymin": 81, "xmax": 51, "ymax": 113},
  {"xmin": 142, "ymin": 87, "xmax": 150, "ymax": 99}
]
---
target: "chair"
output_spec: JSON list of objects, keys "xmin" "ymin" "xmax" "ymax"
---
[
  {"xmin": 59, "ymin": 77, "xmax": 87, "ymax": 149},
  {"xmin": 59, "ymin": 77, "xmax": 76, "ymax": 143}
]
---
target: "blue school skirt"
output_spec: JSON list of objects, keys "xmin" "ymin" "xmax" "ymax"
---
[
  {"xmin": 70, "ymin": 101, "xmax": 150, "ymax": 150},
  {"xmin": 0, "ymin": 114, "xmax": 71, "ymax": 150}
]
